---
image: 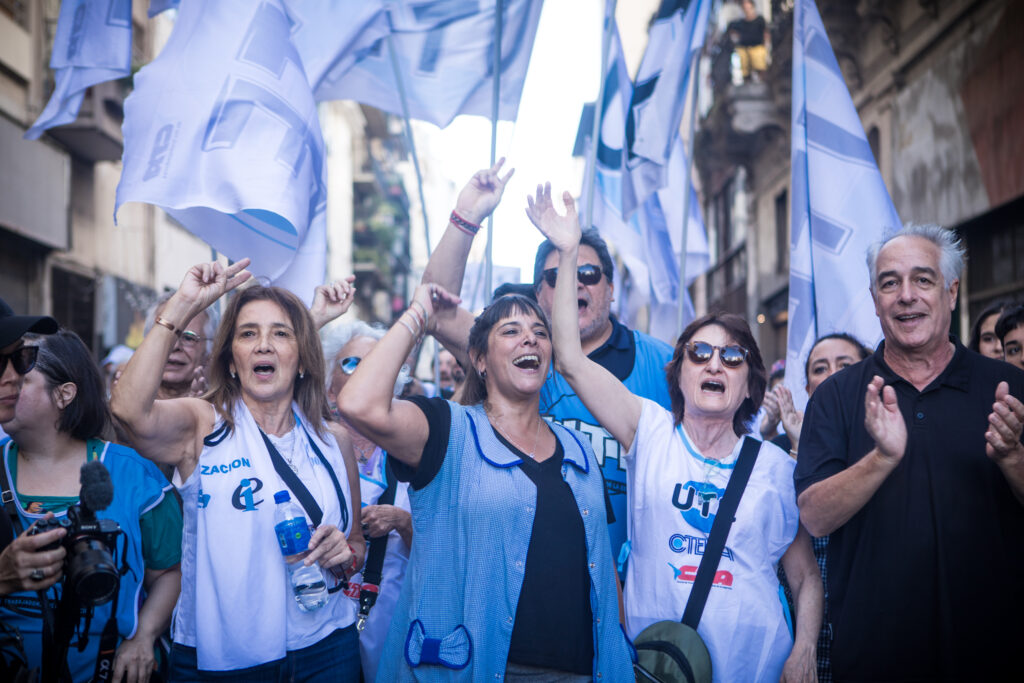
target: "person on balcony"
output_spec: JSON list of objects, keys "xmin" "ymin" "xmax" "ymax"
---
[{"xmin": 728, "ymin": 0, "xmax": 770, "ymax": 82}]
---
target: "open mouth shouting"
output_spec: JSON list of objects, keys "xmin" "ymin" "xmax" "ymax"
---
[
  {"xmin": 700, "ymin": 379, "xmax": 726, "ymax": 393},
  {"xmin": 512, "ymin": 354, "xmax": 541, "ymax": 371},
  {"xmin": 253, "ymin": 362, "xmax": 277, "ymax": 379}
]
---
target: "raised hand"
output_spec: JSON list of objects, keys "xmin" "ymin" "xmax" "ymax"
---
[
  {"xmin": 310, "ymin": 276, "xmax": 357, "ymax": 329},
  {"xmin": 525, "ymin": 183, "xmax": 581, "ymax": 252},
  {"xmin": 760, "ymin": 389, "xmax": 781, "ymax": 438},
  {"xmin": 863, "ymin": 375, "xmax": 906, "ymax": 465},
  {"xmin": 411, "ymin": 282, "xmax": 461, "ymax": 329},
  {"xmin": 454, "ymin": 158, "xmax": 515, "ymax": 225},
  {"xmin": 775, "ymin": 385, "xmax": 804, "ymax": 450},
  {"xmin": 986, "ymin": 381, "xmax": 1024, "ymax": 462},
  {"xmin": 177, "ymin": 258, "xmax": 252, "ymax": 317}
]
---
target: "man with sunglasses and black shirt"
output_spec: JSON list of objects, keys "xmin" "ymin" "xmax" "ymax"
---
[
  {"xmin": 0, "ymin": 297, "xmax": 61, "ymax": 596},
  {"xmin": 422, "ymin": 166, "xmax": 673, "ymax": 570}
]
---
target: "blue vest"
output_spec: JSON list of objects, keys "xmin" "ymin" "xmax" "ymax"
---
[
  {"xmin": 376, "ymin": 403, "xmax": 634, "ymax": 682},
  {"xmin": 539, "ymin": 329, "xmax": 673, "ymax": 566},
  {"xmin": 0, "ymin": 439, "xmax": 171, "ymax": 682}
]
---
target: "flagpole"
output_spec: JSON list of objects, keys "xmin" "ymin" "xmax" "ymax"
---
[
  {"xmin": 387, "ymin": 35, "xmax": 432, "ymax": 260},
  {"xmin": 675, "ymin": 48, "xmax": 702, "ymax": 336},
  {"xmin": 484, "ymin": 0, "xmax": 504, "ymax": 301},
  {"xmin": 584, "ymin": 0, "xmax": 617, "ymax": 232}
]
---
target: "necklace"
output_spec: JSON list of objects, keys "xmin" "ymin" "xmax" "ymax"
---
[
  {"xmin": 487, "ymin": 410, "xmax": 543, "ymax": 459},
  {"xmin": 270, "ymin": 428, "xmax": 304, "ymax": 474}
]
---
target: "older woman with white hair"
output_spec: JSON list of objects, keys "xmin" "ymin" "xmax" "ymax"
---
[{"xmin": 321, "ymin": 320, "xmax": 413, "ymax": 683}]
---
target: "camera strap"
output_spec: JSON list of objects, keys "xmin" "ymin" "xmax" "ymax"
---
[{"xmin": 91, "ymin": 592, "xmax": 119, "ymax": 683}]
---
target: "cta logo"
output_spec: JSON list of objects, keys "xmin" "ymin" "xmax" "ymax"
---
[
  {"xmin": 232, "ymin": 477, "xmax": 264, "ymax": 512},
  {"xmin": 667, "ymin": 562, "xmax": 733, "ymax": 588},
  {"xmin": 668, "ymin": 534, "xmax": 735, "ymax": 561},
  {"xmin": 143, "ymin": 123, "xmax": 178, "ymax": 181}
]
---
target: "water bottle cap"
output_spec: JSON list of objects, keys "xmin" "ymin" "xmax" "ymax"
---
[{"xmin": 274, "ymin": 490, "xmax": 290, "ymax": 504}]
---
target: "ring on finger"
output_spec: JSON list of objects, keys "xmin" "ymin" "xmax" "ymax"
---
[{"xmin": 30, "ymin": 568, "xmax": 45, "ymax": 581}]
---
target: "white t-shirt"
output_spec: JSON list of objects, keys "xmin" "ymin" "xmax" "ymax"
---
[{"xmin": 624, "ymin": 398, "xmax": 799, "ymax": 683}]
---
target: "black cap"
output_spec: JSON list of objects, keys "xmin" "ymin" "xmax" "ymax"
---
[{"xmin": 0, "ymin": 297, "xmax": 58, "ymax": 348}]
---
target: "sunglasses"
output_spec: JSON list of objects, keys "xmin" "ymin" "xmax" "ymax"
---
[
  {"xmin": 338, "ymin": 356, "xmax": 361, "ymax": 375},
  {"xmin": 0, "ymin": 345, "xmax": 39, "ymax": 376},
  {"xmin": 541, "ymin": 264, "xmax": 606, "ymax": 288},
  {"xmin": 684, "ymin": 341, "xmax": 749, "ymax": 368}
]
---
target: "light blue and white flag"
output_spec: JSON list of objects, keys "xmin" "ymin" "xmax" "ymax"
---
[
  {"xmin": 25, "ymin": 0, "xmax": 132, "ymax": 140},
  {"xmin": 115, "ymin": 0, "xmax": 327, "ymax": 304},
  {"xmin": 786, "ymin": 0, "xmax": 901, "ymax": 406},
  {"xmin": 289, "ymin": 0, "xmax": 390, "ymax": 96},
  {"xmin": 148, "ymin": 0, "xmax": 180, "ymax": 17},
  {"xmin": 624, "ymin": 0, "xmax": 710, "ymax": 218},
  {"xmin": 582, "ymin": 19, "xmax": 708, "ymax": 340},
  {"xmin": 319, "ymin": 0, "xmax": 543, "ymax": 128}
]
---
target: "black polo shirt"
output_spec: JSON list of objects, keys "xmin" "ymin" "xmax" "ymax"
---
[
  {"xmin": 795, "ymin": 338, "xmax": 1024, "ymax": 681},
  {"xmin": 589, "ymin": 315, "xmax": 635, "ymax": 381}
]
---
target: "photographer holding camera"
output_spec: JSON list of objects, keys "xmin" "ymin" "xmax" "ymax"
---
[{"xmin": 0, "ymin": 328, "xmax": 182, "ymax": 683}]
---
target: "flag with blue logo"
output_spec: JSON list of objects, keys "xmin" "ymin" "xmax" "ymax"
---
[
  {"xmin": 318, "ymin": 0, "xmax": 543, "ymax": 128},
  {"xmin": 786, "ymin": 0, "xmax": 901, "ymax": 406},
  {"xmin": 115, "ymin": 0, "xmax": 327, "ymax": 303},
  {"xmin": 289, "ymin": 1, "xmax": 390, "ymax": 96},
  {"xmin": 24, "ymin": 0, "xmax": 132, "ymax": 140},
  {"xmin": 623, "ymin": 0, "xmax": 710, "ymax": 218},
  {"xmin": 581, "ymin": 18, "xmax": 708, "ymax": 341}
]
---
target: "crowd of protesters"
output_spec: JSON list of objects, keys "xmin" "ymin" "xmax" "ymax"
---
[{"xmin": 1, "ymin": 162, "xmax": 1022, "ymax": 683}]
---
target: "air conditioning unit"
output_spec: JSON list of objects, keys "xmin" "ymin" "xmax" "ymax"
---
[{"xmin": 47, "ymin": 79, "xmax": 127, "ymax": 162}]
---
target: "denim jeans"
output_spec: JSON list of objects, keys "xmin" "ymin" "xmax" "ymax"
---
[{"xmin": 169, "ymin": 624, "xmax": 360, "ymax": 682}]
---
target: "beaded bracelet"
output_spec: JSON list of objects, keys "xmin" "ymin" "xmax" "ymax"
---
[{"xmin": 450, "ymin": 210, "xmax": 481, "ymax": 237}]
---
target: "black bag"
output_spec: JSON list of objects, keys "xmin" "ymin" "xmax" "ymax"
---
[{"xmin": 633, "ymin": 436, "xmax": 760, "ymax": 683}]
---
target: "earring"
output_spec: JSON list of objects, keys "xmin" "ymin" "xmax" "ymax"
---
[
  {"xmin": 298, "ymin": 370, "xmax": 305, "ymax": 379},
  {"xmin": 481, "ymin": 369, "xmax": 487, "ymax": 381},
  {"xmin": 230, "ymin": 370, "xmax": 236, "ymax": 379}
]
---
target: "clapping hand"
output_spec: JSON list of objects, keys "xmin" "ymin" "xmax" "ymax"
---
[
  {"xmin": 864, "ymin": 375, "xmax": 906, "ymax": 465},
  {"xmin": 177, "ymin": 259, "xmax": 252, "ymax": 317},
  {"xmin": 310, "ymin": 276, "xmax": 357, "ymax": 329},
  {"xmin": 986, "ymin": 381, "xmax": 1024, "ymax": 463},
  {"xmin": 775, "ymin": 385, "xmax": 804, "ymax": 450},
  {"xmin": 525, "ymin": 183, "xmax": 581, "ymax": 253},
  {"xmin": 454, "ymin": 158, "xmax": 515, "ymax": 225}
]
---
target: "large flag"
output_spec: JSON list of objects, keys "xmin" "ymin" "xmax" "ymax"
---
[
  {"xmin": 115, "ymin": 0, "xmax": 327, "ymax": 303},
  {"xmin": 786, "ymin": 0, "xmax": 901, "ymax": 406},
  {"xmin": 581, "ymin": 18, "xmax": 708, "ymax": 341},
  {"xmin": 623, "ymin": 0, "xmax": 710, "ymax": 217},
  {"xmin": 290, "ymin": 1, "xmax": 390, "ymax": 96},
  {"xmin": 25, "ymin": 0, "xmax": 132, "ymax": 140},
  {"xmin": 317, "ymin": 0, "xmax": 544, "ymax": 128}
]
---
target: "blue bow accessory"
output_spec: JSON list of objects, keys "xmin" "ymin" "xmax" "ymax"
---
[{"xmin": 404, "ymin": 620, "xmax": 472, "ymax": 670}]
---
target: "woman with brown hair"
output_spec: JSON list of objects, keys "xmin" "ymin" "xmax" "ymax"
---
[
  {"xmin": 111, "ymin": 259, "xmax": 364, "ymax": 681},
  {"xmin": 527, "ymin": 183, "xmax": 822, "ymax": 683}
]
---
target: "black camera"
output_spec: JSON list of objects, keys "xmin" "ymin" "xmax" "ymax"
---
[{"xmin": 28, "ymin": 462, "xmax": 123, "ymax": 606}]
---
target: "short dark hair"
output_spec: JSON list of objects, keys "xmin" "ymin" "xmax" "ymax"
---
[
  {"xmin": 995, "ymin": 305, "xmax": 1024, "ymax": 344},
  {"xmin": 459, "ymin": 294, "xmax": 551, "ymax": 406},
  {"xmin": 533, "ymin": 228, "xmax": 615, "ymax": 290},
  {"xmin": 803, "ymin": 332, "xmax": 872, "ymax": 385},
  {"xmin": 665, "ymin": 313, "xmax": 766, "ymax": 436},
  {"xmin": 28, "ymin": 329, "xmax": 111, "ymax": 441},
  {"xmin": 968, "ymin": 299, "xmax": 1012, "ymax": 352}
]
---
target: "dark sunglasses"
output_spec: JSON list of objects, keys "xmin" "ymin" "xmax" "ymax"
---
[
  {"xmin": 0, "ymin": 345, "xmax": 39, "ymax": 376},
  {"xmin": 541, "ymin": 264, "xmax": 606, "ymax": 288},
  {"xmin": 684, "ymin": 341, "xmax": 749, "ymax": 368},
  {"xmin": 338, "ymin": 356, "xmax": 361, "ymax": 375}
]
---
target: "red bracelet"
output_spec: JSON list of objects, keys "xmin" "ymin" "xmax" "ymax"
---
[{"xmin": 450, "ymin": 210, "xmax": 481, "ymax": 236}]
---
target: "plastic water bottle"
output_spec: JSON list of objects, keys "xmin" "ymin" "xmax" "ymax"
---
[{"xmin": 273, "ymin": 490, "xmax": 328, "ymax": 612}]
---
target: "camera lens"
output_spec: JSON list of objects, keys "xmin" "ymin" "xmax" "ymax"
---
[{"xmin": 66, "ymin": 539, "xmax": 119, "ymax": 606}]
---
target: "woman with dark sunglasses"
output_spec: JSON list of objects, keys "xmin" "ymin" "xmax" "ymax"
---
[
  {"xmin": 0, "ymin": 329, "xmax": 182, "ymax": 683},
  {"xmin": 527, "ymin": 184, "xmax": 822, "ymax": 683}
]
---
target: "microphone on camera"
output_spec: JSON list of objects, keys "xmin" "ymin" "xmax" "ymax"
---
[{"xmin": 79, "ymin": 461, "xmax": 114, "ymax": 514}]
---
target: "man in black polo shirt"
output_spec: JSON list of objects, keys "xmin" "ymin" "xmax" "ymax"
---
[{"xmin": 795, "ymin": 225, "xmax": 1024, "ymax": 681}]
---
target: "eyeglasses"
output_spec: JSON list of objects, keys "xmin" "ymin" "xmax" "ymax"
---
[
  {"xmin": 0, "ymin": 346, "xmax": 39, "ymax": 376},
  {"xmin": 178, "ymin": 331, "xmax": 205, "ymax": 347},
  {"xmin": 684, "ymin": 341, "xmax": 749, "ymax": 368},
  {"xmin": 541, "ymin": 264, "xmax": 606, "ymax": 288},
  {"xmin": 338, "ymin": 356, "xmax": 361, "ymax": 375}
]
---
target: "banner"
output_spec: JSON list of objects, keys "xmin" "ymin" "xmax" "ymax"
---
[
  {"xmin": 623, "ymin": 0, "xmax": 710, "ymax": 217},
  {"xmin": 25, "ymin": 0, "xmax": 132, "ymax": 140},
  {"xmin": 290, "ymin": 1, "xmax": 390, "ymax": 95},
  {"xmin": 115, "ymin": 0, "xmax": 327, "ymax": 303},
  {"xmin": 318, "ymin": 0, "xmax": 543, "ymax": 128},
  {"xmin": 786, "ymin": 0, "xmax": 901, "ymax": 406}
]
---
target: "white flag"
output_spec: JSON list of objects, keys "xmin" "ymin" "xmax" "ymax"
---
[
  {"xmin": 624, "ymin": 0, "xmax": 710, "ymax": 217},
  {"xmin": 786, "ymin": 0, "xmax": 901, "ymax": 407},
  {"xmin": 319, "ymin": 0, "xmax": 543, "ymax": 128},
  {"xmin": 115, "ymin": 0, "xmax": 327, "ymax": 304},
  {"xmin": 25, "ymin": 0, "xmax": 132, "ymax": 140}
]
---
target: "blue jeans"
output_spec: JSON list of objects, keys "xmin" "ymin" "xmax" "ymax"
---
[{"xmin": 169, "ymin": 624, "xmax": 360, "ymax": 682}]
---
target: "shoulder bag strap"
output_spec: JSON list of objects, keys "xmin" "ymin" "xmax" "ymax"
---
[
  {"xmin": 681, "ymin": 435, "xmax": 760, "ymax": 629},
  {"xmin": 357, "ymin": 455, "xmax": 399, "ymax": 628},
  {"xmin": 300, "ymin": 427, "xmax": 349, "ymax": 532},
  {"xmin": 258, "ymin": 428, "xmax": 324, "ymax": 528}
]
